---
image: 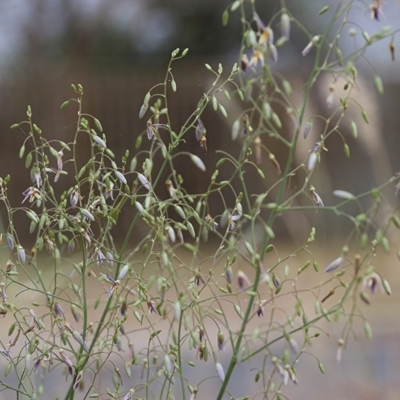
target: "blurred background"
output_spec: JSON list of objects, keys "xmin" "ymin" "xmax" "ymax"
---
[{"xmin": 0, "ymin": 0, "xmax": 399, "ymax": 399}]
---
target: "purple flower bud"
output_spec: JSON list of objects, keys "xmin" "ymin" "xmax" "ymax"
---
[
  {"xmin": 70, "ymin": 187, "xmax": 79, "ymax": 207},
  {"xmin": 138, "ymin": 174, "xmax": 150, "ymax": 190},
  {"xmin": 115, "ymin": 170, "xmax": 127, "ymax": 185},
  {"xmin": 324, "ymin": 257, "xmax": 344, "ymax": 273}
]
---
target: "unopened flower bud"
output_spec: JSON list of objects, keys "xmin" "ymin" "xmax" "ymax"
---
[{"xmin": 217, "ymin": 331, "xmax": 225, "ymax": 351}]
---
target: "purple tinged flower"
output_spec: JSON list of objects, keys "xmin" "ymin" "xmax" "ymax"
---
[
  {"xmin": 90, "ymin": 246, "xmax": 105, "ymax": 266},
  {"xmin": 224, "ymin": 266, "xmax": 232, "ymax": 284},
  {"xmin": 59, "ymin": 349, "xmax": 74, "ymax": 375},
  {"xmin": 253, "ymin": 12, "xmax": 266, "ymax": 30},
  {"xmin": 255, "ymin": 300, "xmax": 266, "ymax": 317},
  {"xmin": 229, "ymin": 213, "xmax": 241, "ymax": 231},
  {"xmin": 272, "ymin": 275, "xmax": 281, "ymax": 288},
  {"xmin": 362, "ymin": 272, "xmax": 383, "ymax": 294},
  {"xmin": 120, "ymin": 299, "xmax": 128, "ymax": 316},
  {"xmin": 70, "ymin": 187, "xmax": 79, "ymax": 207},
  {"xmin": 138, "ymin": 174, "xmax": 150, "ymax": 190},
  {"xmin": 286, "ymin": 365, "xmax": 298, "ymax": 384},
  {"xmin": 115, "ymin": 170, "xmax": 127, "ymax": 185},
  {"xmin": 190, "ymin": 155, "xmax": 206, "ymax": 172},
  {"xmin": 30, "ymin": 164, "xmax": 42, "ymax": 187},
  {"xmin": 195, "ymin": 119, "xmax": 206, "ymax": 142},
  {"xmin": 33, "ymin": 357, "xmax": 42, "ymax": 373},
  {"xmin": 6, "ymin": 235, "xmax": 14, "ymax": 250},
  {"xmin": 64, "ymin": 324, "xmax": 88, "ymax": 352},
  {"xmin": 68, "ymin": 240, "xmax": 76, "ymax": 254},
  {"xmin": 29, "ymin": 309, "xmax": 43, "ymax": 330},
  {"xmin": 237, "ymin": 270, "xmax": 251, "ymax": 290},
  {"xmin": 147, "ymin": 300, "xmax": 157, "ymax": 315},
  {"xmin": 92, "ymin": 135, "xmax": 106, "ymax": 148},
  {"xmin": 54, "ymin": 303, "xmax": 64, "ymax": 318},
  {"xmin": 324, "ymin": 256, "xmax": 344, "ymax": 273},
  {"xmin": 0, "ymin": 349, "xmax": 10, "ymax": 361},
  {"xmin": 205, "ymin": 214, "xmax": 218, "ymax": 230},
  {"xmin": 22, "ymin": 187, "xmax": 41, "ymax": 204},
  {"xmin": 370, "ymin": 1, "xmax": 381, "ymax": 21},
  {"xmin": 310, "ymin": 187, "xmax": 324, "ymax": 207},
  {"xmin": 106, "ymin": 251, "xmax": 115, "ymax": 268},
  {"xmin": 73, "ymin": 370, "xmax": 83, "ymax": 391},
  {"xmin": 288, "ymin": 337, "xmax": 300, "ymax": 354},
  {"xmin": 17, "ymin": 246, "xmax": 26, "ymax": 264},
  {"xmin": 259, "ymin": 27, "xmax": 274, "ymax": 46},
  {"xmin": 217, "ymin": 331, "xmax": 225, "ymax": 351},
  {"xmin": 273, "ymin": 357, "xmax": 288, "ymax": 385},
  {"xmin": 146, "ymin": 119, "xmax": 156, "ymax": 140},
  {"xmin": 123, "ymin": 390, "xmax": 135, "ymax": 400},
  {"xmin": 135, "ymin": 201, "xmax": 145, "ymax": 215},
  {"xmin": 176, "ymin": 227, "xmax": 184, "ymax": 244},
  {"xmin": 118, "ymin": 264, "xmax": 129, "ymax": 280}
]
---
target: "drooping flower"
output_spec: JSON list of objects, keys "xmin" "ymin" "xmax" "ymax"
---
[
  {"xmin": 302, "ymin": 35, "xmax": 320, "ymax": 57},
  {"xmin": 310, "ymin": 186, "xmax": 324, "ymax": 207},
  {"xmin": 324, "ymin": 256, "xmax": 344, "ymax": 273},
  {"xmin": 237, "ymin": 270, "xmax": 251, "ymax": 290},
  {"xmin": 138, "ymin": 174, "xmax": 151, "ymax": 190},
  {"xmin": 22, "ymin": 187, "xmax": 42, "ymax": 204},
  {"xmin": 59, "ymin": 349, "xmax": 74, "ymax": 375},
  {"xmin": 30, "ymin": 164, "xmax": 42, "ymax": 187},
  {"xmin": 362, "ymin": 272, "xmax": 384, "ymax": 294},
  {"xmin": 54, "ymin": 150, "xmax": 64, "ymax": 183},
  {"xmin": 217, "ymin": 331, "xmax": 225, "ymax": 351}
]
